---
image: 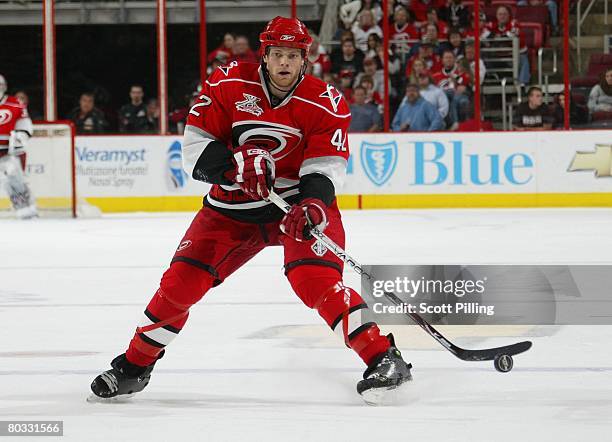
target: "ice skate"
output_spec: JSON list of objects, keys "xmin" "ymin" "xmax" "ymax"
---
[
  {"xmin": 357, "ymin": 335, "xmax": 412, "ymax": 406},
  {"xmin": 88, "ymin": 352, "xmax": 162, "ymax": 402}
]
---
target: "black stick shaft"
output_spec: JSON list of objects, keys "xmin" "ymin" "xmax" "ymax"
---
[{"xmin": 267, "ymin": 191, "xmax": 532, "ymax": 362}]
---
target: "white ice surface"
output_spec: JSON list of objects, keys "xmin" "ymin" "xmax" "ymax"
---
[{"xmin": 1, "ymin": 208, "xmax": 611, "ymax": 441}]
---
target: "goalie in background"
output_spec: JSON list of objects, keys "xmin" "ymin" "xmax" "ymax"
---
[{"xmin": 0, "ymin": 74, "xmax": 37, "ymax": 219}]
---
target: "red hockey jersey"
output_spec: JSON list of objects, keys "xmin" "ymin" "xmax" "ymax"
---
[
  {"xmin": 183, "ymin": 62, "xmax": 351, "ymax": 223},
  {"xmin": 432, "ymin": 67, "xmax": 472, "ymax": 90},
  {"xmin": 482, "ymin": 20, "xmax": 527, "ymax": 53},
  {"xmin": 0, "ymin": 95, "xmax": 32, "ymax": 152}
]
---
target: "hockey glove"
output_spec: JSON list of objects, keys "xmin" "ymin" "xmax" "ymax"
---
[
  {"xmin": 280, "ymin": 198, "xmax": 328, "ymax": 242},
  {"xmin": 226, "ymin": 144, "xmax": 275, "ymax": 200}
]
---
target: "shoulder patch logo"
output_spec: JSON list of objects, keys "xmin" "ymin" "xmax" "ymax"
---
[
  {"xmin": 235, "ymin": 93, "xmax": 264, "ymax": 117},
  {"xmin": 218, "ymin": 60, "xmax": 238, "ymax": 76},
  {"xmin": 319, "ymin": 84, "xmax": 342, "ymax": 113}
]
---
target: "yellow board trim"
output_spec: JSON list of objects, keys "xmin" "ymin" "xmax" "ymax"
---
[
  {"xmin": 85, "ymin": 196, "xmax": 204, "ymax": 212},
  {"xmin": 3, "ymin": 193, "xmax": 612, "ymax": 213},
  {"xmin": 356, "ymin": 193, "xmax": 612, "ymax": 209},
  {"xmin": 0, "ymin": 197, "xmax": 72, "ymax": 210}
]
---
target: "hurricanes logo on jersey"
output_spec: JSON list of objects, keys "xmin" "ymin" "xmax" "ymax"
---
[
  {"xmin": 319, "ymin": 84, "xmax": 343, "ymax": 113},
  {"xmin": 232, "ymin": 121, "xmax": 303, "ymax": 160},
  {"xmin": 0, "ymin": 109, "xmax": 13, "ymax": 125},
  {"xmin": 235, "ymin": 94, "xmax": 264, "ymax": 117},
  {"xmin": 177, "ymin": 240, "xmax": 192, "ymax": 252}
]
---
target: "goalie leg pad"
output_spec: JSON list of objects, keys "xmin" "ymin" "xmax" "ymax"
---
[
  {"xmin": 287, "ymin": 265, "xmax": 390, "ymax": 365},
  {"xmin": 126, "ymin": 261, "xmax": 215, "ymax": 366},
  {"xmin": 0, "ymin": 155, "xmax": 37, "ymax": 218}
]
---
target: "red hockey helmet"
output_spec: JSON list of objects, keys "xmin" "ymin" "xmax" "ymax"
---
[{"xmin": 259, "ymin": 16, "xmax": 313, "ymax": 56}]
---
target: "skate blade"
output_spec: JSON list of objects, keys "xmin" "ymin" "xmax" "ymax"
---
[
  {"xmin": 360, "ymin": 386, "xmax": 400, "ymax": 406},
  {"xmin": 86, "ymin": 393, "xmax": 135, "ymax": 404}
]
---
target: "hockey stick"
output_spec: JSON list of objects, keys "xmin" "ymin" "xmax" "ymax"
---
[{"xmin": 268, "ymin": 190, "xmax": 532, "ymax": 362}]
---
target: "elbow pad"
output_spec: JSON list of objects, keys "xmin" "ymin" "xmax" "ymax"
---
[{"xmin": 191, "ymin": 140, "xmax": 235, "ymax": 185}]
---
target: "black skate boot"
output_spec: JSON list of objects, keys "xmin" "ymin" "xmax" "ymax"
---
[
  {"xmin": 357, "ymin": 334, "xmax": 412, "ymax": 405},
  {"xmin": 88, "ymin": 351, "xmax": 163, "ymax": 402}
]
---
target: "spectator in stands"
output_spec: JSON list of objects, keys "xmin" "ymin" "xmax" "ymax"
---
[
  {"xmin": 231, "ymin": 35, "xmax": 258, "ymax": 63},
  {"xmin": 349, "ymin": 86, "xmax": 382, "ymax": 132},
  {"xmin": 390, "ymin": 6, "xmax": 419, "ymax": 55},
  {"xmin": 340, "ymin": 0, "xmax": 383, "ymax": 31},
  {"xmin": 355, "ymin": 57, "xmax": 384, "ymax": 97},
  {"xmin": 362, "ymin": 0, "xmax": 383, "ymax": 23},
  {"xmin": 518, "ymin": 0, "xmax": 559, "ymax": 36},
  {"xmin": 406, "ymin": 41, "xmax": 442, "ymax": 78},
  {"xmin": 551, "ymin": 93, "xmax": 588, "ymax": 128},
  {"xmin": 421, "ymin": 24, "xmax": 442, "ymax": 53},
  {"xmin": 338, "ymin": 70, "xmax": 355, "ymax": 102},
  {"xmin": 118, "ymin": 85, "xmax": 149, "ymax": 133},
  {"xmin": 439, "ymin": 28, "xmax": 465, "ymax": 58},
  {"xmin": 438, "ymin": 0, "xmax": 470, "ymax": 33},
  {"xmin": 14, "ymin": 90, "xmax": 28, "ymax": 106},
  {"xmin": 433, "ymin": 50, "xmax": 472, "ymax": 127},
  {"xmin": 208, "ymin": 33, "xmax": 234, "ymax": 64},
  {"xmin": 68, "ymin": 92, "xmax": 108, "ymax": 134},
  {"xmin": 432, "ymin": 51, "xmax": 472, "ymax": 101},
  {"xmin": 482, "ymin": 6, "xmax": 530, "ymax": 85},
  {"xmin": 407, "ymin": 58, "xmax": 427, "ymax": 84},
  {"xmin": 331, "ymin": 30, "xmax": 356, "ymax": 61},
  {"xmin": 144, "ymin": 98, "xmax": 160, "ymax": 133},
  {"xmin": 331, "ymin": 39, "xmax": 365, "ymax": 76},
  {"xmin": 460, "ymin": 40, "xmax": 486, "ymax": 85},
  {"xmin": 358, "ymin": 75, "xmax": 383, "ymax": 106},
  {"xmin": 392, "ymin": 83, "xmax": 444, "ymax": 131},
  {"xmin": 308, "ymin": 34, "xmax": 332, "ymax": 78},
  {"xmin": 410, "ymin": 0, "xmax": 443, "ymax": 24},
  {"xmin": 587, "ymin": 68, "xmax": 612, "ymax": 114},
  {"xmin": 339, "ymin": 0, "xmax": 362, "ymax": 30},
  {"xmin": 513, "ymin": 86, "xmax": 554, "ymax": 130},
  {"xmin": 463, "ymin": 12, "xmax": 487, "ymax": 40},
  {"xmin": 376, "ymin": 40, "xmax": 401, "ymax": 77},
  {"xmin": 365, "ymin": 33, "xmax": 382, "ymax": 59},
  {"xmin": 13, "ymin": 89, "xmax": 41, "ymax": 120},
  {"xmin": 417, "ymin": 72, "xmax": 449, "ymax": 121},
  {"xmin": 423, "ymin": 8, "xmax": 449, "ymax": 40},
  {"xmin": 352, "ymin": 9, "xmax": 383, "ymax": 52}
]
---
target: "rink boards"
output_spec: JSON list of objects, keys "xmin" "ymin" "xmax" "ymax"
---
[{"xmin": 7, "ymin": 130, "xmax": 612, "ymax": 212}]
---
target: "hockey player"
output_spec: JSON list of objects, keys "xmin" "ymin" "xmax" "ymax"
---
[
  {"xmin": 90, "ymin": 16, "xmax": 412, "ymax": 405},
  {"xmin": 0, "ymin": 74, "xmax": 37, "ymax": 219}
]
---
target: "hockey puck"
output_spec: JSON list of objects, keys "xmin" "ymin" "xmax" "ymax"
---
[{"xmin": 494, "ymin": 354, "xmax": 513, "ymax": 372}]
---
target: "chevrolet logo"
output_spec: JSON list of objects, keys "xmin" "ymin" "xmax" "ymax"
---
[{"xmin": 568, "ymin": 144, "xmax": 612, "ymax": 177}]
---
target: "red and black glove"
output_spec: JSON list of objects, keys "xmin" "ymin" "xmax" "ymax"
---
[
  {"xmin": 226, "ymin": 144, "xmax": 275, "ymax": 200},
  {"xmin": 280, "ymin": 198, "xmax": 328, "ymax": 242}
]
